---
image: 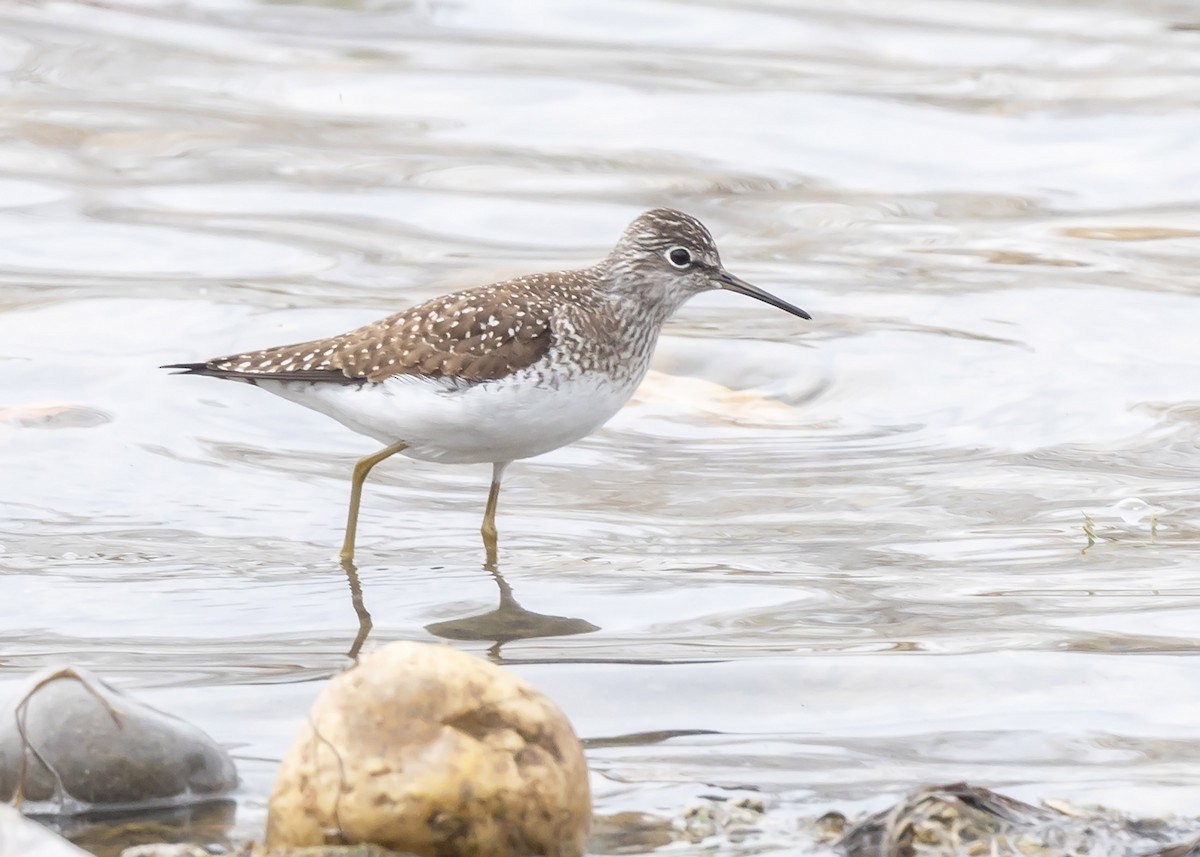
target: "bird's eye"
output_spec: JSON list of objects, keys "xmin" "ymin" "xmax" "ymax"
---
[{"xmin": 666, "ymin": 247, "xmax": 693, "ymax": 269}]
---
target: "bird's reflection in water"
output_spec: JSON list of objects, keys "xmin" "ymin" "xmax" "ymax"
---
[
  {"xmin": 339, "ymin": 557, "xmax": 374, "ymax": 661},
  {"xmin": 338, "ymin": 554, "xmax": 598, "ymax": 661},
  {"xmin": 426, "ymin": 560, "xmax": 599, "ymax": 660}
]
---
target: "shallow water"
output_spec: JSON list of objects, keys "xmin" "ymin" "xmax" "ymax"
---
[{"xmin": 2, "ymin": 0, "xmax": 1200, "ymax": 853}]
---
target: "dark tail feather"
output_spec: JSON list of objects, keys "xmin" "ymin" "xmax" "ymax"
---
[
  {"xmin": 161, "ymin": 362, "xmax": 236, "ymax": 379},
  {"xmin": 161, "ymin": 361, "xmax": 359, "ymax": 384}
]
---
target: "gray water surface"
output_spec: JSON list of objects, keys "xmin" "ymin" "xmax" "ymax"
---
[{"xmin": 2, "ymin": 0, "xmax": 1200, "ymax": 853}]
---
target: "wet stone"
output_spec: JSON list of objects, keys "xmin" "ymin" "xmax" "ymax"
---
[
  {"xmin": 838, "ymin": 782, "xmax": 1200, "ymax": 857},
  {"xmin": 0, "ymin": 403, "xmax": 112, "ymax": 429},
  {"xmin": 0, "ymin": 803, "xmax": 92, "ymax": 856},
  {"xmin": 680, "ymin": 796, "xmax": 769, "ymax": 845},
  {"xmin": 266, "ymin": 641, "xmax": 590, "ymax": 857},
  {"xmin": 0, "ymin": 667, "xmax": 238, "ymax": 813}
]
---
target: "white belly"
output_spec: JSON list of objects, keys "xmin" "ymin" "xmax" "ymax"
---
[{"xmin": 254, "ymin": 369, "xmax": 639, "ymax": 464}]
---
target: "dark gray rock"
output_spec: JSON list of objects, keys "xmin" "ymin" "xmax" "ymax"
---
[{"xmin": 0, "ymin": 667, "xmax": 237, "ymax": 814}]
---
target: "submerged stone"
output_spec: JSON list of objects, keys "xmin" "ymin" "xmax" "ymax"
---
[
  {"xmin": 0, "ymin": 666, "xmax": 237, "ymax": 813},
  {"xmin": 266, "ymin": 641, "xmax": 590, "ymax": 857}
]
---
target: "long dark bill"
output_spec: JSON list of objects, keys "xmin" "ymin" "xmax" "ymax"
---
[{"xmin": 717, "ymin": 271, "xmax": 811, "ymax": 320}]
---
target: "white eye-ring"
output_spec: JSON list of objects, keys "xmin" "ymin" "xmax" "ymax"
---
[{"xmin": 666, "ymin": 246, "xmax": 693, "ymax": 269}]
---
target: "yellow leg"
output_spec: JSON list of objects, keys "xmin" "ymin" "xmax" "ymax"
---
[
  {"xmin": 481, "ymin": 461, "xmax": 510, "ymax": 566},
  {"xmin": 340, "ymin": 441, "xmax": 408, "ymax": 562}
]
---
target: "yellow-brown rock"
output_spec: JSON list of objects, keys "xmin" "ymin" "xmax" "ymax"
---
[{"xmin": 265, "ymin": 642, "xmax": 590, "ymax": 857}]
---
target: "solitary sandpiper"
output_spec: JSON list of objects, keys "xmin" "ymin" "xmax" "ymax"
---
[{"xmin": 164, "ymin": 208, "xmax": 811, "ymax": 562}]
